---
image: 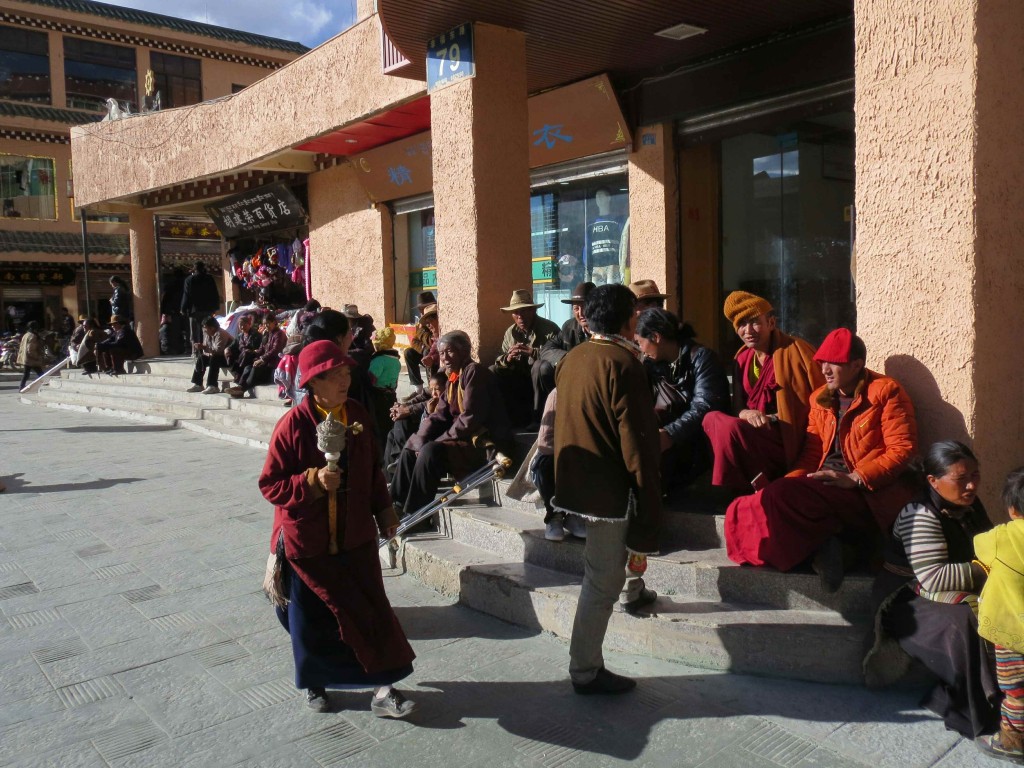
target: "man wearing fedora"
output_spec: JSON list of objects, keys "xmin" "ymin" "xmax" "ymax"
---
[
  {"xmin": 95, "ymin": 314, "xmax": 143, "ymax": 375},
  {"xmin": 629, "ymin": 280, "xmax": 669, "ymax": 325},
  {"xmin": 491, "ymin": 289, "xmax": 560, "ymax": 427},
  {"xmin": 404, "ymin": 292, "xmax": 439, "ymax": 399},
  {"xmin": 702, "ymin": 291, "xmax": 823, "ymax": 490},
  {"xmin": 533, "ymin": 282, "xmax": 595, "ymax": 416}
]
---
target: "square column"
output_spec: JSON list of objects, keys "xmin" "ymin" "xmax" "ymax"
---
[
  {"xmin": 628, "ymin": 123, "xmax": 680, "ymax": 314},
  {"xmin": 127, "ymin": 207, "xmax": 159, "ymax": 356},
  {"xmin": 430, "ymin": 23, "xmax": 531, "ymax": 363},
  {"xmin": 854, "ymin": 0, "xmax": 1024, "ymax": 512}
]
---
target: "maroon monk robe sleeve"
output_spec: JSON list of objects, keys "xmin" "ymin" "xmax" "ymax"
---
[{"xmin": 259, "ymin": 415, "xmax": 323, "ymax": 511}]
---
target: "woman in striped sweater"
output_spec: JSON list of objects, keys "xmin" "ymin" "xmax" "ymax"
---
[{"xmin": 863, "ymin": 440, "xmax": 1000, "ymax": 738}]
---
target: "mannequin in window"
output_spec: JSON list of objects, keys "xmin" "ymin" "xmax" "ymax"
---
[{"xmin": 585, "ymin": 188, "xmax": 622, "ymax": 286}]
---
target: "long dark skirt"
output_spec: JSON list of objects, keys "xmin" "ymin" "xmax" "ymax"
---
[
  {"xmin": 276, "ymin": 557, "xmax": 413, "ymax": 690},
  {"xmin": 884, "ymin": 589, "xmax": 1000, "ymax": 737}
]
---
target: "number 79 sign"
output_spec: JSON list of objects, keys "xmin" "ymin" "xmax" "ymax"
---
[{"xmin": 427, "ymin": 24, "xmax": 475, "ymax": 93}]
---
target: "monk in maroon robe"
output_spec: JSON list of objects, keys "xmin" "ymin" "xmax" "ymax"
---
[{"xmin": 259, "ymin": 340, "xmax": 417, "ymax": 718}]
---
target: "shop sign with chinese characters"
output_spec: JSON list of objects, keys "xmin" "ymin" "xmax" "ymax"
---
[
  {"xmin": 0, "ymin": 265, "xmax": 75, "ymax": 285},
  {"xmin": 204, "ymin": 183, "xmax": 307, "ymax": 239}
]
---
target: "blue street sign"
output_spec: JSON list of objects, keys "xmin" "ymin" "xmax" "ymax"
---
[{"xmin": 427, "ymin": 24, "xmax": 475, "ymax": 93}]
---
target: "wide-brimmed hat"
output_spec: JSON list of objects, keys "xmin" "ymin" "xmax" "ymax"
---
[
  {"xmin": 415, "ymin": 291, "xmax": 436, "ymax": 309},
  {"xmin": 561, "ymin": 281, "xmax": 597, "ymax": 305},
  {"xmin": 77, "ymin": 314, "xmax": 87, "ymax": 321},
  {"xmin": 501, "ymin": 289, "xmax": 543, "ymax": 312},
  {"xmin": 420, "ymin": 303, "xmax": 438, "ymax": 319},
  {"xmin": 629, "ymin": 280, "xmax": 669, "ymax": 301},
  {"xmin": 342, "ymin": 304, "xmax": 368, "ymax": 320},
  {"xmin": 299, "ymin": 340, "xmax": 358, "ymax": 383},
  {"xmin": 108, "ymin": 314, "xmax": 127, "ymax": 325}
]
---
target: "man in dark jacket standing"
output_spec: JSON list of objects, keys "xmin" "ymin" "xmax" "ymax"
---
[
  {"xmin": 554, "ymin": 284, "xmax": 662, "ymax": 695},
  {"xmin": 180, "ymin": 261, "xmax": 220, "ymax": 346}
]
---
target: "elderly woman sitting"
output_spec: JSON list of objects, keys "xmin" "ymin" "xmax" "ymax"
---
[
  {"xmin": 864, "ymin": 440, "xmax": 999, "ymax": 739},
  {"xmin": 259, "ymin": 340, "xmax": 417, "ymax": 718}
]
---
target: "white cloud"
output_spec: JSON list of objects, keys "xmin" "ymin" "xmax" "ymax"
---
[{"xmin": 96, "ymin": 0, "xmax": 356, "ymax": 49}]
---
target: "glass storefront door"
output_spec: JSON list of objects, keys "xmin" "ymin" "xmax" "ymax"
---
[
  {"xmin": 719, "ymin": 111, "xmax": 855, "ymax": 351},
  {"xmin": 393, "ymin": 199, "xmax": 436, "ymax": 324}
]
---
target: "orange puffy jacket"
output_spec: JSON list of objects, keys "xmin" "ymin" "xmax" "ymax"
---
[{"xmin": 788, "ymin": 369, "xmax": 918, "ymax": 529}]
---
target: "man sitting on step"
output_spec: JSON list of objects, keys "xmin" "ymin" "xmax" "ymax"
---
[
  {"xmin": 225, "ymin": 313, "xmax": 262, "ymax": 387},
  {"xmin": 187, "ymin": 316, "xmax": 232, "ymax": 395},
  {"xmin": 228, "ymin": 314, "xmax": 286, "ymax": 399},
  {"xmin": 96, "ymin": 315, "xmax": 142, "ymax": 376},
  {"xmin": 725, "ymin": 328, "xmax": 918, "ymax": 592},
  {"xmin": 390, "ymin": 331, "xmax": 511, "ymax": 524}
]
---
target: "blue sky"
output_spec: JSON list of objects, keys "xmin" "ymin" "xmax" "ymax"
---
[{"xmin": 99, "ymin": 0, "xmax": 357, "ymax": 49}]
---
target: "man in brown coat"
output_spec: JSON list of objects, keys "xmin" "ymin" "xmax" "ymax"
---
[{"xmin": 554, "ymin": 284, "xmax": 662, "ymax": 695}]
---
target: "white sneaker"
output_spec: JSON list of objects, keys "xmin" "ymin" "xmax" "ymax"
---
[
  {"xmin": 202, "ymin": 386, "xmax": 219, "ymax": 394},
  {"xmin": 185, "ymin": 384, "xmax": 203, "ymax": 393},
  {"xmin": 565, "ymin": 516, "xmax": 588, "ymax": 539},
  {"xmin": 545, "ymin": 520, "xmax": 566, "ymax": 542}
]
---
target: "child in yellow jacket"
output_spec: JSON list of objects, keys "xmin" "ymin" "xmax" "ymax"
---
[{"xmin": 975, "ymin": 467, "xmax": 1024, "ymax": 761}]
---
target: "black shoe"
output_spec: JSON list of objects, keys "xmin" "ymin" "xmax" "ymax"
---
[
  {"xmin": 305, "ymin": 687, "xmax": 330, "ymax": 712},
  {"xmin": 572, "ymin": 667, "xmax": 636, "ymax": 696},
  {"xmin": 812, "ymin": 536, "xmax": 845, "ymax": 593},
  {"xmin": 371, "ymin": 688, "xmax": 417, "ymax": 718},
  {"xmin": 620, "ymin": 588, "xmax": 658, "ymax": 615}
]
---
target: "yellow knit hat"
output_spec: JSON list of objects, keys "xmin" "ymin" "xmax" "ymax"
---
[
  {"xmin": 723, "ymin": 291, "xmax": 773, "ymax": 330},
  {"xmin": 372, "ymin": 326, "xmax": 396, "ymax": 351}
]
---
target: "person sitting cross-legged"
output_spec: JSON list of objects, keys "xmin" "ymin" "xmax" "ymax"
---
[
  {"xmin": 390, "ymin": 331, "xmax": 512, "ymax": 524},
  {"xmin": 187, "ymin": 316, "xmax": 232, "ymax": 394},
  {"xmin": 725, "ymin": 328, "xmax": 918, "ymax": 592}
]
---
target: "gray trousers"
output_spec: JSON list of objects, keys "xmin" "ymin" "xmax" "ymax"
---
[{"xmin": 568, "ymin": 516, "xmax": 646, "ymax": 685}]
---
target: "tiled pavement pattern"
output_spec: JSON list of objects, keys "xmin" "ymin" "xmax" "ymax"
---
[{"xmin": 0, "ymin": 377, "xmax": 993, "ymax": 767}]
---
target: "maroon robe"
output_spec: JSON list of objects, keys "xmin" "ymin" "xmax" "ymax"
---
[{"xmin": 259, "ymin": 396, "xmax": 414, "ymax": 676}]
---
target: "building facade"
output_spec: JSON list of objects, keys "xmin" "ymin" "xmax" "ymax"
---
[
  {"xmin": 69, "ymin": 0, "xmax": 1024, "ymax": 510},
  {"xmin": 0, "ymin": 0, "xmax": 306, "ymax": 332}
]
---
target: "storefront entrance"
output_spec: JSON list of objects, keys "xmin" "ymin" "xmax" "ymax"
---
[{"xmin": 680, "ymin": 109, "xmax": 855, "ymax": 358}]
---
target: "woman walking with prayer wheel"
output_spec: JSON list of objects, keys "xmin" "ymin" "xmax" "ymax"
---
[{"xmin": 259, "ymin": 340, "xmax": 417, "ymax": 717}]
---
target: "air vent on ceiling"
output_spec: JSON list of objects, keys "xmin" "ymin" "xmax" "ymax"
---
[{"xmin": 655, "ymin": 22, "xmax": 708, "ymax": 41}]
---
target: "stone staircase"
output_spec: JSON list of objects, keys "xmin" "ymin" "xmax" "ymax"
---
[{"xmin": 20, "ymin": 359, "xmax": 874, "ymax": 685}]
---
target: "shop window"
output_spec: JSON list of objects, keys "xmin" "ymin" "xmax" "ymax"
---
[
  {"xmin": 0, "ymin": 154, "xmax": 56, "ymax": 220},
  {"xmin": 63, "ymin": 37, "xmax": 136, "ymax": 112},
  {"xmin": 150, "ymin": 51, "xmax": 202, "ymax": 108},
  {"xmin": 720, "ymin": 113, "xmax": 855, "ymax": 351},
  {"xmin": 0, "ymin": 26, "xmax": 50, "ymax": 104},
  {"xmin": 529, "ymin": 174, "xmax": 629, "ymax": 327},
  {"xmin": 394, "ymin": 207, "xmax": 436, "ymax": 323}
]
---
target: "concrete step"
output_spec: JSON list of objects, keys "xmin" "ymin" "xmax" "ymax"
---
[
  {"xmin": 178, "ymin": 419, "xmax": 270, "ymax": 450},
  {"xmin": 35, "ymin": 386, "xmax": 212, "ymax": 421},
  {"xmin": 201, "ymin": 406, "xmax": 281, "ymax": 438},
  {"xmin": 21, "ymin": 394, "xmax": 177, "ymax": 426},
  {"xmin": 227, "ymin": 397, "xmax": 290, "ymax": 421},
  {"xmin": 440, "ymin": 502, "xmax": 872, "ymax": 618},
  {"xmin": 396, "ymin": 536, "xmax": 865, "ymax": 685},
  {"xmin": 54, "ymin": 374, "xmax": 234, "ymax": 408}
]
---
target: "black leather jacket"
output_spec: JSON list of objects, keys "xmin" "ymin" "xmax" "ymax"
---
[
  {"xmin": 644, "ymin": 341, "xmax": 730, "ymax": 446},
  {"xmin": 539, "ymin": 317, "xmax": 588, "ymax": 367}
]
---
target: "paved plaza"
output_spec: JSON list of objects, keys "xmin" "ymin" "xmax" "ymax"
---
[{"xmin": 0, "ymin": 377, "xmax": 994, "ymax": 767}]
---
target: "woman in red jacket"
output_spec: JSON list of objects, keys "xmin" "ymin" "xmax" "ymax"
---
[{"xmin": 259, "ymin": 341, "xmax": 417, "ymax": 717}]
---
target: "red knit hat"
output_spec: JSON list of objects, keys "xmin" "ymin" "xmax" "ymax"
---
[
  {"xmin": 299, "ymin": 340, "xmax": 358, "ymax": 383},
  {"xmin": 814, "ymin": 328, "xmax": 866, "ymax": 363}
]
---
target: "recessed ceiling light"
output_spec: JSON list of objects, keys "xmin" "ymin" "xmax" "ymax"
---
[
  {"xmin": 345, "ymin": 139, "xmax": 358, "ymax": 144},
  {"xmin": 655, "ymin": 22, "xmax": 707, "ymax": 41}
]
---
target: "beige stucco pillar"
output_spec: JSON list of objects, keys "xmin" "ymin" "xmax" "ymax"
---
[
  {"xmin": 127, "ymin": 207, "xmax": 159, "ymax": 356},
  {"xmin": 855, "ymin": 0, "xmax": 1024, "ymax": 514},
  {"xmin": 308, "ymin": 162, "xmax": 393, "ymax": 322},
  {"xmin": 628, "ymin": 123, "xmax": 679, "ymax": 314},
  {"xmin": 430, "ymin": 23, "xmax": 531, "ymax": 364}
]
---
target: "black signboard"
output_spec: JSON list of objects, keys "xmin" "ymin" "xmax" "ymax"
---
[
  {"xmin": 204, "ymin": 183, "xmax": 307, "ymax": 239},
  {"xmin": 0, "ymin": 265, "xmax": 76, "ymax": 286}
]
